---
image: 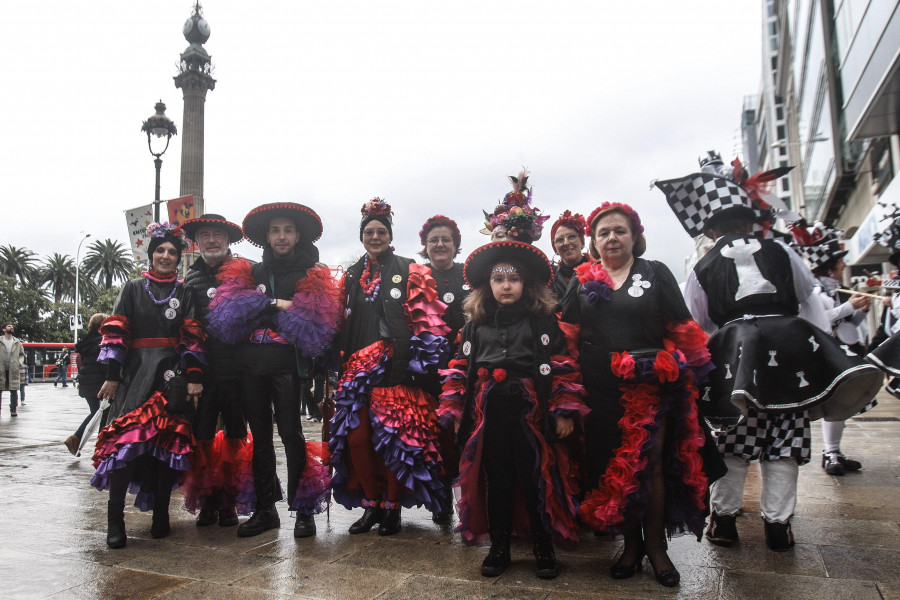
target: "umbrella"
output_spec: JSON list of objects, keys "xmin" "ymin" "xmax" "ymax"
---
[{"xmin": 75, "ymin": 398, "xmax": 110, "ymax": 457}]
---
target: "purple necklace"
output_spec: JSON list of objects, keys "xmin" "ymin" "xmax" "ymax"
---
[{"xmin": 143, "ymin": 276, "xmax": 181, "ymax": 306}]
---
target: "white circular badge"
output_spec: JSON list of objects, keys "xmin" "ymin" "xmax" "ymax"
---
[
  {"xmin": 443, "ymin": 292, "xmax": 455, "ymax": 304},
  {"xmin": 165, "ymin": 308, "xmax": 177, "ymax": 320},
  {"xmin": 539, "ymin": 363, "xmax": 551, "ymax": 375},
  {"xmin": 168, "ymin": 297, "xmax": 180, "ymax": 309},
  {"xmin": 462, "ymin": 284, "xmax": 471, "ymax": 291},
  {"xmin": 392, "ymin": 275, "xmax": 403, "ymax": 283},
  {"xmin": 207, "ymin": 287, "xmax": 216, "ymax": 298},
  {"xmin": 257, "ymin": 284, "xmax": 266, "ymax": 293},
  {"xmin": 540, "ymin": 334, "xmax": 550, "ymax": 346},
  {"xmin": 390, "ymin": 287, "xmax": 402, "ymax": 299},
  {"xmin": 628, "ymin": 286, "xmax": 644, "ymax": 298},
  {"xmin": 163, "ymin": 370, "xmax": 175, "ymax": 381},
  {"xmin": 462, "ymin": 341, "xmax": 471, "ymax": 356}
]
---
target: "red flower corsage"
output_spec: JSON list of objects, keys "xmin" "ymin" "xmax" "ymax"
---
[
  {"xmin": 610, "ymin": 351, "xmax": 636, "ymax": 380},
  {"xmin": 654, "ymin": 351, "xmax": 680, "ymax": 383},
  {"xmin": 478, "ymin": 367, "xmax": 489, "ymax": 381},
  {"xmin": 492, "ymin": 368, "xmax": 507, "ymax": 383}
]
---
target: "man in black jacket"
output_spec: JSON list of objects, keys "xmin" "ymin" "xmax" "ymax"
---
[{"xmin": 181, "ymin": 214, "xmax": 248, "ymax": 528}]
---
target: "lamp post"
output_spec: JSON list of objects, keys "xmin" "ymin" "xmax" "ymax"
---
[
  {"xmin": 74, "ymin": 232, "xmax": 91, "ymax": 344},
  {"xmin": 141, "ymin": 101, "xmax": 178, "ymax": 222}
]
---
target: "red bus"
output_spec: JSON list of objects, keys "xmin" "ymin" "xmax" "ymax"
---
[{"xmin": 22, "ymin": 342, "xmax": 77, "ymax": 382}]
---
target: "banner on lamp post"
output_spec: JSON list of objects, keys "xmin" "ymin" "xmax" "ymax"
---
[
  {"xmin": 167, "ymin": 194, "xmax": 195, "ymax": 227},
  {"xmin": 125, "ymin": 204, "xmax": 154, "ymax": 263}
]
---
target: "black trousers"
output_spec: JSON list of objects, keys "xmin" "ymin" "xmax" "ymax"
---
[
  {"xmin": 482, "ymin": 386, "xmax": 542, "ymax": 534},
  {"xmin": 194, "ymin": 374, "xmax": 247, "ymax": 441},
  {"xmin": 239, "ymin": 371, "xmax": 307, "ymax": 508}
]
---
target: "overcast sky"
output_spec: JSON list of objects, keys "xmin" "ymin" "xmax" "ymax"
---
[{"xmin": 1, "ymin": 0, "xmax": 763, "ymax": 281}]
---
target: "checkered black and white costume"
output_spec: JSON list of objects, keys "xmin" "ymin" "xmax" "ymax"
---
[{"xmin": 714, "ymin": 410, "xmax": 811, "ymax": 464}]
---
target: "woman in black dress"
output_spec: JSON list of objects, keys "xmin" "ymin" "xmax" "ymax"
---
[{"xmin": 64, "ymin": 313, "xmax": 109, "ymax": 454}]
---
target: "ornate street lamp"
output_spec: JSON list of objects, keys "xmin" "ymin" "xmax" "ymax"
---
[
  {"xmin": 74, "ymin": 232, "xmax": 91, "ymax": 344},
  {"xmin": 141, "ymin": 101, "xmax": 178, "ymax": 222}
]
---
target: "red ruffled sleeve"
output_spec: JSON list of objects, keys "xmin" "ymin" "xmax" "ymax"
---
[{"xmin": 437, "ymin": 357, "xmax": 468, "ymax": 426}]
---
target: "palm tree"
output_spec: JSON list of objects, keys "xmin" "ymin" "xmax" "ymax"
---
[
  {"xmin": 83, "ymin": 239, "xmax": 134, "ymax": 289},
  {"xmin": 0, "ymin": 244, "xmax": 39, "ymax": 288},
  {"xmin": 40, "ymin": 253, "xmax": 76, "ymax": 304}
]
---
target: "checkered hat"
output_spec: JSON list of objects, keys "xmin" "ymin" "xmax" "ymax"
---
[
  {"xmin": 655, "ymin": 173, "xmax": 753, "ymax": 238},
  {"xmin": 793, "ymin": 238, "xmax": 847, "ymax": 269}
]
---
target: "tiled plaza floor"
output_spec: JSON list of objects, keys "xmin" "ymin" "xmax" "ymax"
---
[{"xmin": 1, "ymin": 383, "xmax": 898, "ymax": 599}]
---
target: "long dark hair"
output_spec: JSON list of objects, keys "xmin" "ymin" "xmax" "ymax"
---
[{"xmin": 462, "ymin": 258, "xmax": 557, "ymax": 324}]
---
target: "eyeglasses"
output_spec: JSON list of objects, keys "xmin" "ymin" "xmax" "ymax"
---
[
  {"xmin": 426, "ymin": 236, "xmax": 453, "ymax": 246},
  {"xmin": 363, "ymin": 228, "xmax": 390, "ymax": 238},
  {"xmin": 554, "ymin": 234, "xmax": 580, "ymax": 246}
]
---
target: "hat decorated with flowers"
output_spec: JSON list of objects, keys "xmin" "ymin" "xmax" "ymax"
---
[
  {"xmin": 480, "ymin": 170, "xmax": 550, "ymax": 243},
  {"xmin": 145, "ymin": 222, "xmax": 189, "ymax": 263},
  {"xmin": 359, "ymin": 197, "xmax": 393, "ymax": 241}
]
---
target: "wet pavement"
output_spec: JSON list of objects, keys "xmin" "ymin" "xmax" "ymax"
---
[{"xmin": 1, "ymin": 383, "xmax": 898, "ymax": 600}]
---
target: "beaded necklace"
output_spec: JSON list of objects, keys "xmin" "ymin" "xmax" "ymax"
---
[
  {"xmin": 359, "ymin": 255, "xmax": 382, "ymax": 302},
  {"xmin": 142, "ymin": 270, "xmax": 180, "ymax": 306}
]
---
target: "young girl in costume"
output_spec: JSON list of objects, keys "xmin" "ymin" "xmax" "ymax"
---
[{"xmin": 439, "ymin": 240, "xmax": 587, "ymax": 580}]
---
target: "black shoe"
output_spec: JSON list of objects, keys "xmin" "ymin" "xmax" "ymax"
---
[
  {"xmin": 481, "ymin": 530, "xmax": 511, "ymax": 577},
  {"xmin": 533, "ymin": 535, "xmax": 560, "ymax": 579},
  {"xmin": 833, "ymin": 451, "xmax": 862, "ymax": 472},
  {"xmin": 706, "ymin": 512, "xmax": 738, "ymax": 546},
  {"xmin": 378, "ymin": 508, "xmax": 402, "ymax": 536},
  {"xmin": 610, "ymin": 543, "xmax": 645, "ymax": 579},
  {"xmin": 764, "ymin": 519, "xmax": 795, "ymax": 552},
  {"xmin": 196, "ymin": 508, "xmax": 217, "ymax": 527},
  {"xmin": 151, "ymin": 508, "xmax": 170, "ymax": 539},
  {"xmin": 10, "ymin": 410, "xmax": 17, "ymax": 417},
  {"xmin": 107, "ymin": 501, "xmax": 127, "ymax": 549},
  {"xmin": 349, "ymin": 506, "xmax": 384, "ymax": 534},
  {"xmin": 647, "ymin": 551, "xmax": 680, "ymax": 587},
  {"xmin": 218, "ymin": 507, "xmax": 238, "ymax": 527},
  {"xmin": 822, "ymin": 452, "xmax": 845, "ymax": 476},
  {"xmin": 294, "ymin": 514, "xmax": 316, "ymax": 538},
  {"xmin": 237, "ymin": 507, "xmax": 281, "ymax": 537}
]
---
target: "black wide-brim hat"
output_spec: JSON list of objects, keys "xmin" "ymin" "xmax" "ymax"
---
[
  {"xmin": 242, "ymin": 203, "xmax": 323, "ymax": 248},
  {"xmin": 181, "ymin": 213, "xmax": 243, "ymax": 244},
  {"xmin": 463, "ymin": 240, "xmax": 553, "ymax": 289}
]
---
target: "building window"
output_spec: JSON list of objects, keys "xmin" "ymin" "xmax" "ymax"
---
[
  {"xmin": 782, "ymin": 178, "xmax": 791, "ymax": 192},
  {"xmin": 776, "ymin": 105, "xmax": 784, "ymax": 120}
]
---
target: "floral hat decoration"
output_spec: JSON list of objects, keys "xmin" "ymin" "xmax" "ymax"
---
[
  {"xmin": 145, "ymin": 222, "xmax": 189, "ymax": 262},
  {"xmin": 360, "ymin": 197, "xmax": 394, "ymax": 240},
  {"xmin": 480, "ymin": 169, "xmax": 550, "ymax": 243}
]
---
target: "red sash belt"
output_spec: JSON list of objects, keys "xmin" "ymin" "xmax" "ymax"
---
[{"xmin": 132, "ymin": 337, "xmax": 178, "ymax": 349}]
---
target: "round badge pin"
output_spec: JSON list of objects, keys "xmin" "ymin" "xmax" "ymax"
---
[
  {"xmin": 163, "ymin": 370, "xmax": 175, "ymax": 381},
  {"xmin": 390, "ymin": 287, "xmax": 402, "ymax": 299},
  {"xmin": 165, "ymin": 308, "xmax": 177, "ymax": 320},
  {"xmin": 462, "ymin": 283, "xmax": 471, "ymax": 291},
  {"xmin": 257, "ymin": 284, "xmax": 266, "ymax": 293},
  {"xmin": 443, "ymin": 292, "xmax": 455, "ymax": 303},
  {"xmin": 462, "ymin": 341, "xmax": 471, "ymax": 356},
  {"xmin": 540, "ymin": 334, "xmax": 550, "ymax": 346},
  {"xmin": 168, "ymin": 297, "xmax": 180, "ymax": 309},
  {"xmin": 539, "ymin": 364, "xmax": 551, "ymax": 375},
  {"xmin": 628, "ymin": 286, "xmax": 644, "ymax": 298},
  {"xmin": 392, "ymin": 274, "xmax": 402, "ymax": 283},
  {"xmin": 207, "ymin": 287, "xmax": 216, "ymax": 298}
]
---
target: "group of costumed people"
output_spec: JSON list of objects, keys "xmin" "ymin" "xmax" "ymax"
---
[{"xmin": 83, "ymin": 160, "xmax": 895, "ymax": 588}]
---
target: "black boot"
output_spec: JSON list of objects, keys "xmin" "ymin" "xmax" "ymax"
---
[
  {"xmin": 349, "ymin": 505, "xmax": 383, "ymax": 534},
  {"xmin": 151, "ymin": 496, "xmax": 171, "ymax": 539},
  {"xmin": 378, "ymin": 508, "xmax": 402, "ymax": 536},
  {"xmin": 196, "ymin": 507, "xmax": 217, "ymax": 527},
  {"xmin": 533, "ymin": 532, "xmax": 560, "ymax": 579},
  {"xmin": 237, "ymin": 506, "xmax": 281, "ymax": 537},
  {"xmin": 481, "ymin": 529, "xmax": 511, "ymax": 577},
  {"xmin": 107, "ymin": 501, "xmax": 127, "ymax": 549},
  {"xmin": 294, "ymin": 514, "xmax": 317, "ymax": 538}
]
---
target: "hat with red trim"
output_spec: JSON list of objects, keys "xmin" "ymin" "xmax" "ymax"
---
[
  {"xmin": 181, "ymin": 213, "xmax": 243, "ymax": 244},
  {"xmin": 463, "ymin": 240, "xmax": 553, "ymax": 289},
  {"xmin": 790, "ymin": 220, "xmax": 848, "ymax": 269},
  {"xmin": 242, "ymin": 203, "xmax": 323, "ymax": 248}
]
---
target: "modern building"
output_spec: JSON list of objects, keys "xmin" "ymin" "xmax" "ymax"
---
[
  {"xmin": 743, "ymin": 0, "xmax": 899, "ymax": 275},
  {"xmin": 174, "ymin": 2, "xmax": 216, "ymax": 217}
]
